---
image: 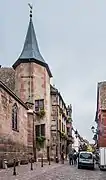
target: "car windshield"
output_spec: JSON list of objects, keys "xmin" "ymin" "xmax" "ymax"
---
[{"xmin": 80, "ymin": 153, "xmax": 92, "ymax": 159}]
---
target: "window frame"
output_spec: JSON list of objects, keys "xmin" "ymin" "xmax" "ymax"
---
[
  {"xmin": 36, "ymin": 124, "xmax": 45, "ymax": 137},
  {"xmin": 12, "ymin": 103, "xmax": 19, "ymax": 132},
  {"xmin": 35, "ymin": 99, "xmax": 44, "ymax": 111}
]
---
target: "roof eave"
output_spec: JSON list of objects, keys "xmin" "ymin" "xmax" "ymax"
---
[
  {"xmin": 12, "ymin": 58, "xmax": 52, "ymax": 78},
  {"xmin": 58, "ymin": 92, "xmax": 67, "ymax": 109},
  {"xmin": 0, "ymin": 80, "xmax": 28, "ymax": 109}
]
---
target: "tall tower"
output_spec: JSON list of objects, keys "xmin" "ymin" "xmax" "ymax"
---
[{"xmin": 13, "ymin": 6, "xmax": 52, "ymax": 142}]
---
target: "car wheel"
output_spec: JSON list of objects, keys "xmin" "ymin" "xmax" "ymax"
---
[
  {"xmin": 100, "ymin": 167, "xmax": 103, "ymax": 171},
  {"xmin": 78, "ymin": 165, "xmax": 81, "ymax": 169},
  {"xmin": 92, "ymin": 166, "xmax": 94, "ymax": 170}
]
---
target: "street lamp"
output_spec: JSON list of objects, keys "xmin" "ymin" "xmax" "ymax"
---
[
  {"xmin": 91, "ymin": 126, "xmax": 99, "ymax": 149},
  {"xmin": 91, "ymin": 126, "xmax": 100, "ymax": 134},
  {"xmin": 91, "ymin": 126, "xmax": 95, "ymax": 133},
  {"xmin": 75, "ymin": 130, "xmax": 78, "ymax": 138}
]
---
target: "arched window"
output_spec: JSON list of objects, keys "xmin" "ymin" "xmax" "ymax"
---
[{"xmin": 12, "ymin": 103, "xmax": 18, "ymax": 131}]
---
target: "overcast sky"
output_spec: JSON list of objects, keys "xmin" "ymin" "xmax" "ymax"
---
[{"xmin": 1, "ymin": 0, "xmax": 106, "ymax": 142}]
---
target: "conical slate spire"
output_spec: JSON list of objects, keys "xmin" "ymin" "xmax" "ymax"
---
[
  {"xmin": 13, "ymin": 7, "xmax": 52, "ymax": 77},
  {"xmin": 18, "ymin": 18, "xmax": 45, "ymax": 62}
]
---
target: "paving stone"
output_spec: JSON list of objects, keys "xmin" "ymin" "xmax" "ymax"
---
[{"xmin": 0, "ymin": 161, "xmax": 106, "ymax": 180}]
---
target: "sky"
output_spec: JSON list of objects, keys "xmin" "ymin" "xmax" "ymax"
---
[{"xmin": 1, "ymin": 0, "xmax": 106, "ymax": 142}]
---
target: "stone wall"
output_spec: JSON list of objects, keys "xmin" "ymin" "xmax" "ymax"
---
[
  {"xmin": 0, "ymin": 86, "xmax": 32, "ymax": 164},
  {"xmin": 98, "ymin": 111, "xmax": 106, "ymax": 147},
  {"xmin": 15, "ymin": 63, "xmax": 30, "ymax": 102},
  {"xmin": 44, "ymin": 69, "xmax": 51, "ymax": 141},
  {"xmin": 32, "ymin": 63, "xmax": 51, "ymax": 156},
  {"xmin": 51, "ymin": 93, "xmax": 58, "ymax": 157},
  {"xmin": 15, "ymin": 62, "xmax": 51, "ymax": 157}
]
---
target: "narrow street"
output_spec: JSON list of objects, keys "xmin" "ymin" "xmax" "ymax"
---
[
  {"xmin": 0, "ymin": 162, "xmax": 106, "ymax": 180},
  {"xmin": 30, "ymin": 164, "xmax": 106, "ymax": 180},
  {"xmin": 39, "ymin": 164, "xmax": 106, "ymax": 180}
]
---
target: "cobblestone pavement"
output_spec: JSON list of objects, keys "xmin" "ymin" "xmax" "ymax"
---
[{"xmin": 0, "ymin": 162, "xmax": 106, "ymax": 180}]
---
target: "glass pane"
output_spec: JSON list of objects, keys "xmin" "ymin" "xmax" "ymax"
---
[
  {"xmin": 41, "ymin": 124, "xmax": 45, "ymax": 136},
  {"xmin": 39, "ymin": 100, "xmax": 44, "ymax": 110},
  {"xmin": 15, "ymin": 112, "xmax": 17, "ymax": 130},
  {"xmin": 12, "ymin": 109, "xmax": 14, "ymax": 129},
  {"xmin": 80, "ymin": 153, "xmax": 92, "ymax": 159},
  {"xmin": 35, "ymin": 100, "xmax": 39, "ymax": 111},
  {"xmin": 12, "ymin": 104, "xmax": 18, "ymax": 130},
  {"xmin": 36, "ymin": 125, "xmax": 40, "ymax": 137}
]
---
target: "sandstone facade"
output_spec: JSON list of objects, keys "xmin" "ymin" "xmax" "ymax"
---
[
  {"xmin": 0, "ymin": 81, "xmax": 34, "ymax": 167},
  {"xmin": 14, "ymin": 62, "xmax": 51, "ymax": 157}
]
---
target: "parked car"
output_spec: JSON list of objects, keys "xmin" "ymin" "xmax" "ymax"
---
[{"xmin": 78, "ymin": 151, "xmax": 95, "ymax": 170}]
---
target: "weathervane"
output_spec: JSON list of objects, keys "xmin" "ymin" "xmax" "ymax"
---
[{"xmin": 28, "ymin": 3, "xmax": 33, "ymax": 18}]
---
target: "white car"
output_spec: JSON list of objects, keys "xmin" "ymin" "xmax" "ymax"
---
[{"xmin": 78, "ymin": 151, "xmax": 95, "ymax": 170}]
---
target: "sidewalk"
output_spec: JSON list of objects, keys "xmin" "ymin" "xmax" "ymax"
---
[{"xmin": 0, "ymin": 161, "xmax": 63, "ymax": 180}]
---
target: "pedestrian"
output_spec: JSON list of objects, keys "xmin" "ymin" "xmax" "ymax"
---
[
  {"xmin": 68, "ymin": 150, "xmax": 74, "ymax": 165},
  {"xmin": 61, "ymin": 151, "xmax": 64, "ymax": 164},
  {"xmin": 73, "ymin": 151, "xmax": 77, "ymax": 165}
]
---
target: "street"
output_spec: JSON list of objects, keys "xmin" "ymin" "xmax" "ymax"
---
[
  {"xmin": 32, "ymin": 164, "xmax": 106, "ymax": 180},
  {"xmin": 0, "ymin": 162, "xmax": 106, "ymax": 180}
]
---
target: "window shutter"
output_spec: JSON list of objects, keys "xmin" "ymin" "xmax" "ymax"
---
[
  {"xmin": 41, "ymin": 124, "xmax": 45, "ymax": 136},
  {"xmin": 36, "ymin": 125, "xmax": 40, "ymax": 137}
]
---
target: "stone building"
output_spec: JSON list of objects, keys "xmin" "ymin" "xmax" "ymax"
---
[
  {"xmin": 0, "ymin": 9, "xmax": 73, "ymax": 166},
  {"xmin": 12, "ymin": 9, "xmax": 53, "ymax": 159},
  {"xmin": 66, "ymin": 105, "xmax": 74, "ymax": 154},
  {"xmin": 0, "ymin": 9, "xmax": 52, "ymax": 165},
  {"xmin": 50, "ymin": 85, "xmax": 73, "ymax": 159},
  {"xmin": 95, "ymin": 82, "xmax": 106, "ymax": 148},
  {"xmin": 0, "ymin": 80, "xmax": 34, "ymax": 166}
]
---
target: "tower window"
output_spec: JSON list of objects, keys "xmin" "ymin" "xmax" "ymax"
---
[
  {"xmin": 36, "ymin": 124, "xmax": 45, "ymax": 137},
  {"xmin": 12, "ymin": 103, "xmax": 18, "ymax": 131},
  {"xmin": 35, "ymin": 99, "xmax": 44, "ymax": 111}
]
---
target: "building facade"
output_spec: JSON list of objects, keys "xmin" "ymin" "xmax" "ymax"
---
[
  {"xmin": 50, "ymin": 85, "xmax": 73, "ymax": 159},
  {"xmin": 95, "ymin": 82, "xmax": 106, "ymax": 148},
  {"xmin": 0, "ymin": 80, "xmax": 34, "ymax": 167},
  {"xmin": 0, "ymin": 9, "xmax": 73, "ymax": 166},
  {"xmin": 72, "ymin": 132, "xmax": 81, "ymax": 152}
]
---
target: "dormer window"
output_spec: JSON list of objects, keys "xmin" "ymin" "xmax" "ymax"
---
[{"xmin": 35, "ymin": 99, "xmax": 44, "ymax": 111}]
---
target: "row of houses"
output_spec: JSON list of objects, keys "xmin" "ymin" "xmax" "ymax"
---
[
  {"xmin": 0, "ymin": 9, "xmax": 73, "ymax": 166},
  {"xmin": 72, "ymin": 129, "xmax": 89, "ymax": 152}
]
